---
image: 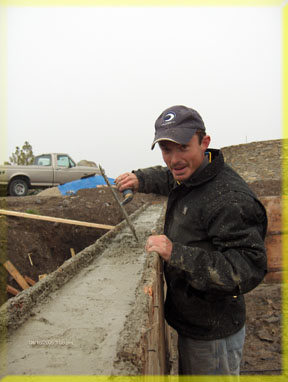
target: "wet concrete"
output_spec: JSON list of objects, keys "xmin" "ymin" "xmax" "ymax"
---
[{"xmin": 0, "ymin": 202, "xmax": 166, "ymax": 376}]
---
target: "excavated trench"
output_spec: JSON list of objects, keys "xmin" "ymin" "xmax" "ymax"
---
[{"xmin": 0, "ymin": 202, "xmax": 167, "ymax": 376}]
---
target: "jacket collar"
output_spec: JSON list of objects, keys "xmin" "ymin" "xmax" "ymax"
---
[{"xmin": 176, "ymin": 149, "xmax": 224, "ymax": 188}]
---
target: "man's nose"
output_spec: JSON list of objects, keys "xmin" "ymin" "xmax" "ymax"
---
[{"xmin": 170, "ymin": 150, "xmax": 182, "ymax": 165}]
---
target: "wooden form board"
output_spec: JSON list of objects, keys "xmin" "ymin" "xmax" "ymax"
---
[
  {"xmin": 0, "ymin": 209, "xmax": 115, "ymax": 230},
  {"xmin": 144, "ymin": 253, "xmax": 167, "ymax": 374}
]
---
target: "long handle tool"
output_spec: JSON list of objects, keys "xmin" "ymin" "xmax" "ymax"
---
[{"xmin": 99, "ymin": 165, "xmax": 138, "ymax": 242}]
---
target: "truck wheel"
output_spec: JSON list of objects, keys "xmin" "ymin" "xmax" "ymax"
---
[{"xmin": 9, "ymin": 179, "xmax": 28, "ymax": 196}]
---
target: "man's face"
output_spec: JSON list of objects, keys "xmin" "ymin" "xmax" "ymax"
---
[{"xmin": 159, "ymin": 134, "xmax": 211, "ymax": 181}]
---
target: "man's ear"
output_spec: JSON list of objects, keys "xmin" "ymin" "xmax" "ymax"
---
[{"xmin": 201, "ymin": 135, "xmax": 211, "ymax": 151}]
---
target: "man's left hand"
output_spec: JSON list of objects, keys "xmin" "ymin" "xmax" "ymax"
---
[{"xmin": 145, "ymin": 235, "xmax": 173, "ymax": 261}]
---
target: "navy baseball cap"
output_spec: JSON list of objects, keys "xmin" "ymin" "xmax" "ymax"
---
[{"xmin": 151, "ymin": 105, "xmax": 206, "ymax": 150}]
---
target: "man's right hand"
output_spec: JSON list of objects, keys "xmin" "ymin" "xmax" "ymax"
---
[{"xmin": 115, "ymin": 172, "xmax": 139, "ymax": 193}]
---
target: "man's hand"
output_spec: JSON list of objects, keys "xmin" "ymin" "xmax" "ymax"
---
[
  {"xmin": 145, "ymin": 235, "xmax": 173, "ymax": 262},
  {"xmin": 115, "ymin": 172, "xmax": 139, "ymax": 192}
]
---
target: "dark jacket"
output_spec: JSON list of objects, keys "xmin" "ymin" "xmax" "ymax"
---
[{"xmin": 134, "ymin": 149, "xmax": 267, "ymax": 340}]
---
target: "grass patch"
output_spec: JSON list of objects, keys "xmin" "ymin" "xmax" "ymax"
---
[{"xmin": 25, "ymin": 208, "xmax": 41, "ymax": 215}]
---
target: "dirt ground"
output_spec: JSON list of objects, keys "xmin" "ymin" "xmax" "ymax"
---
[
  {"xmin": 0, "ymin": 187, "xmax": 164, "ymax": 301},
  {"xmin": 0, "ymin": 181, "xmax": 282, "ymax": 375}
]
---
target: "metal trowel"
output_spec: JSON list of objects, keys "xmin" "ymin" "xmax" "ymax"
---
[{"xmin": 99, "ymin": 165, "xmax": 138, "ymax": 242}]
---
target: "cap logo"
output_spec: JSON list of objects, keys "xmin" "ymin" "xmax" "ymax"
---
[{"xmin": 162, "ymin": 111, "xmax": 176, "ymax": 126}]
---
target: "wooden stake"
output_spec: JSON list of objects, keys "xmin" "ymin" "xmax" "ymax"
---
[
  {"xmin": 24, "ymin": 275, "xmax": 36, "ymax": 286},
  {"xmin": 3, "ymin": 260, "xmax": 30, "ymax": 289},
  {"xmin": 28, "ymin": 253, "xmax": 33, "ymax": 266},
  {"xmin": 0, "ymin": 209, "xmax": 115, "ymax": 230},
  {"xmin": 70, "ymin": 248, "xmax": 76, "ymax": 257},
  {"xmin": 6, "ymin": 284, "xmax": 20, "ymax": 296}
]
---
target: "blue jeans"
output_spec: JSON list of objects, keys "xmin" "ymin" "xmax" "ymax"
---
[{"xmin": 177, "ymin": 325, "xmax": 245, "ymax": 375}]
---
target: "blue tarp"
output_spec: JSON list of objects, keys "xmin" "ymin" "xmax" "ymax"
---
[{"xmin": 58, "ymin": 175, "xmax": 115, "ymax": 195}]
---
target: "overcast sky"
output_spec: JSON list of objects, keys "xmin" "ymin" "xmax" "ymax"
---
[{"xmin": 3, "ymin": 5, "xmax": 282, "ymax": 177}]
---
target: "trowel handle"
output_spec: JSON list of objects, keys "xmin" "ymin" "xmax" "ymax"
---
[{"xmin": 122, "ymin": 189, "xmax": 134, "ymax": 205}]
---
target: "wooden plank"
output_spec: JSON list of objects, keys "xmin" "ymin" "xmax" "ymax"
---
[
  {"xmin": 6, "ymin": 284, "xmax": 20, "ymax": 296},
  {"xmin": 24, "ymin": 275, "xmax": 36, "ymax": 286},
  {"xmin": 3, "ymin": 261, "xmax": 30, "ymax": 289},
  {"xmin": 144, "ymin": 252, "xmax": 167, "ymax": 375},
  {"xmin": 265, "ymin": 234, "xmax": 282, "ymax": 270},
  {"xmin": 0, "ymin": 209, "xmax": 115, "ymax": 230}
]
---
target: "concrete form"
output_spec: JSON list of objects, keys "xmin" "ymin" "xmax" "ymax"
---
[{"xmin": 0, "ymin": 202, "xmax": 169, "ymax": 376}]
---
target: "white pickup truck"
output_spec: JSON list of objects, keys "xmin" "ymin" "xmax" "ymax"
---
[{"xmin": 0, "ymin": 153, "xmax": 101, "ymax": 196}]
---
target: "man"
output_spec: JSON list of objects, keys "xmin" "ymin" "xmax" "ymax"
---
[{"xmin": 115, "ymin": 105, "xmax": 267, "ymax": 375}]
